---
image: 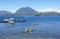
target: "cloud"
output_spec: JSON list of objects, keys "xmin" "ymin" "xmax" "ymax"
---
[
  {"xmin": 37, "ymin": 8, "xmax": 60, "ymax": 13},
  {"xmin": 10, "ymin": 11, "xmax": 16, "ymax": 14}
]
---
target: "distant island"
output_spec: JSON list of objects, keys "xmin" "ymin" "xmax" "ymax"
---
[
  {"xmin": 35, "ymin": 12, "xmax": 60, "ymax": 16},
  {"xmin": 0, "ymin": 7, "xmax": 60, "ymax": 16}
]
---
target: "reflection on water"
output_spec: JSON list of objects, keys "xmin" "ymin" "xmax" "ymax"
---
[
  {"xmin": 0, "ymin": 34, "xmax": 60, "ymax": 39},
  {"xmin": 0, "ymin": 16, "xmax": 60, "ymax": 39}
]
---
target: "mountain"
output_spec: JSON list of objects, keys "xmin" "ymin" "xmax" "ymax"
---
[
  {"xmin": 15, "ymin": 7, "xmax": 60, "ymax": 16},
  {"xmin": 0, "ymin": 11, "xmax": 13, "ymax": 16},
  {"xmin": 0, "ymin": 11, "xmax": 12, "ymax": 14},
  {"xmin": 0, "ymin": 7, "xmax": 60, "ymax": 16},
  {"xmin": 15, "ymin": 7, "xmax": 38, "ymax": 15}
]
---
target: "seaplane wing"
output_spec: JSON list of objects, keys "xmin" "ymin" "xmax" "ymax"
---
[{"xmin": 0, "ymin": 18, "xmax": 26, "ymax": 23}]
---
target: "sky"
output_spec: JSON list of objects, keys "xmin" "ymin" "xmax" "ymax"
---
[{"xmin": 0, "ymin": 0, "xmax": 60, "ymax": 12}]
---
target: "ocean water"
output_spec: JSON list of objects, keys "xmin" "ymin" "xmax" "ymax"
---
[{"xmin": 0, "ymin": 16, "xmax": 60, "ymax": 39}]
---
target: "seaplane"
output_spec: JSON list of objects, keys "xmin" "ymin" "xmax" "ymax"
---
[
  {"xmin": 0, "ymin": 18, "xmax": 26, "ymax": 28},
  {"xmin": 0, "ymin": 18, "xmax": 26, "ymax": 23}
]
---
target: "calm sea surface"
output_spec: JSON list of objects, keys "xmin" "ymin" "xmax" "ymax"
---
[{"xmin": 0, "ymin": 16, "xmax": 60, "ymax": 39}]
